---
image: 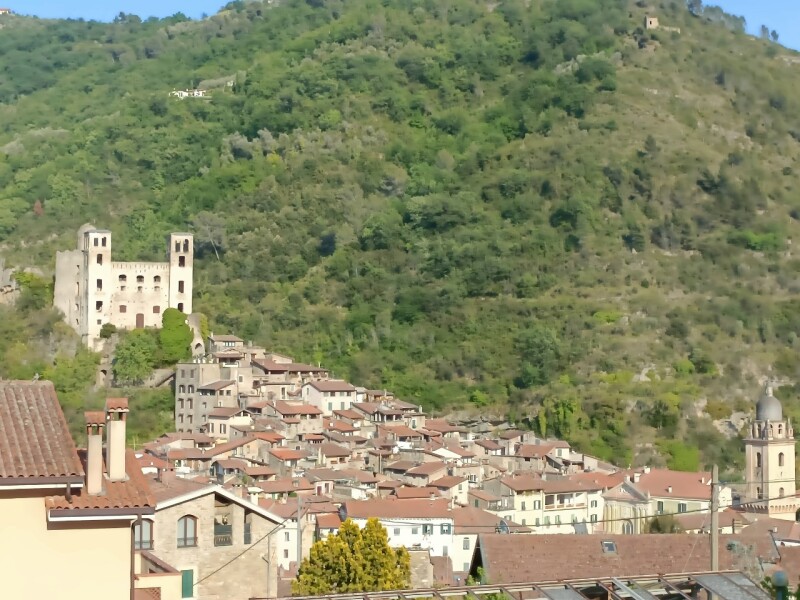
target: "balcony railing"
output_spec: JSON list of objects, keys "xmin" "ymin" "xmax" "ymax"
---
[
  {"xmin": 544, "ymin": 502, "xmax": 586, "ymax": 511},
  {"xmin": 214, "ymin": 524, "xmax": 233, "ymax": 546}
]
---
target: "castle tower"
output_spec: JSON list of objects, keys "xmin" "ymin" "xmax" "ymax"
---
[
  {"xmin": 168, "ymin": 233, "xmax": 193, "ymax": 315},
  {"xmin": 82, "ymin": 228, "xmax": 112, "ymax": 346},
  {"xmin": 744, "ymin": 385, "xmax": 797, "ymax": 517}
]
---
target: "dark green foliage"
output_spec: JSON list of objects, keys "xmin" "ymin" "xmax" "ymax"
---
[
  {"xmin": 113, "ymin": 329, "xmax": 158, "ymax": 385},
  {"xmin": 0, "ymin": 0, "xmax": 798, "ymax": 471},
  {"xmin": 159, "ymin": 308, "xmax": 192, "ymax": 364}
]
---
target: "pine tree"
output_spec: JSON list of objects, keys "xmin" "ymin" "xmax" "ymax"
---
[{"xmin": 292, "ymin": 518, "xmax": 410, "ymax": 595}]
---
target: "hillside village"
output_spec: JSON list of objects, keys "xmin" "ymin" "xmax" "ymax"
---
[{"xmin": 0, "ymin": 225, "xmax": 789, "ymax": 598}]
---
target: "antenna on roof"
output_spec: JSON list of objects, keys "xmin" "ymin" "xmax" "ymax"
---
[{"xmin": 496, "ymin": 519, "xmax": 510, "ymax": 534}]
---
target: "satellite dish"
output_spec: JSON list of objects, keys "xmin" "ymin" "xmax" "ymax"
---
[{"xmin": 497, "ymin": 520, "xmax": 510, "ymax": 534}]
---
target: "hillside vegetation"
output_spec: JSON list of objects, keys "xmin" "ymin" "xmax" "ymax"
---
[{"xmin": 1, "ymin": 0, "xmax": 799, "ymax": 474}]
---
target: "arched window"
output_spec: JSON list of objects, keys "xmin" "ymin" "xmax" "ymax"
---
[
  {"xmin": 154, "ymin": 275, "xmax": 161, "ymax": 284},
  {"xmin": 119, "ymin": 274, "xmax": 127, "ymax": 282},
  {"xmin": 622, "ymin": 521, "xmax": 633, "ymax": 535},
  {"xmin": 177, "ymin": 516, "xmax": 197, "ymax": 547},
  {"xmin": 188, "ymin": 385, "xmax": 194, "ymax": 393},
  {"xmin": 179, "ymin": 385, "xmax": 185, "ymax": 393},
  {"xmin": 756, "ymin": 452, "xmax": 762, "ymax": 468},
  {"xmin": 134, "ymin": 520, "xmax": 153, "ymax": 550},
  {"xmin": 757, "ymin": 487, "xmax": 763, "ymax": 499},
  {"xmin": 780, "ymin": 452, "xmax": 785, "ymax": 467},
  {"xmin": 780, "ymin": 487, "xmax": 786, "ymax": 497}
]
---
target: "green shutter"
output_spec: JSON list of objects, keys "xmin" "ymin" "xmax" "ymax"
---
[{"xmin": 181, "ymin": 570, "xmax": 194, "ymax": 598}]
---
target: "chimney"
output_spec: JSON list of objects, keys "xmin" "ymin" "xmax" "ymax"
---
[
  {"xmin": 643, "ymin": 465, "xmax": 651, "ymax": 474},
  {"xmin": 633, "ymin": 473, "xmax": 641, "ymax": 483},
  {"xmin": 105, "ymin": 398, "xmax": 129, "ymax": 482},
  {"xmin": 667, "ymin": 485, "xmax": 673, "ymax": 494},
  {"xmin": 85, "ymin": 411, "xmax": 105, "ymax": 495}
]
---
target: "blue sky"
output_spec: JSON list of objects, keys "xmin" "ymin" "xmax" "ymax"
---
[{"xmin": 12, "ymin": 1, "xmax": 800, "ymax": 50}]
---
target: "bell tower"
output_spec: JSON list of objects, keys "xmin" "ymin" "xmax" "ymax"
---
[
  {"xmin": 744, "ymin": 385, "xmax": 796, "ymax": 517},
  {"xmin": 168, "ymin": 233, "xmax": 193, "ymax": 315}
]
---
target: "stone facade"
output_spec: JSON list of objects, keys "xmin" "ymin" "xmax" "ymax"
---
[
  {"xmin": 152, "ymin": 492, "xmax": 281, "ymax": 600},
  {"xmin": 54, "ymin": 225, "xmax": 193, "ymax": 350}
]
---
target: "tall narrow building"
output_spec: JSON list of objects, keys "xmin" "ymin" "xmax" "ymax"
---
[{"xmin": 743, "ymin": 385, "xmax": 797, "ymax": 520}]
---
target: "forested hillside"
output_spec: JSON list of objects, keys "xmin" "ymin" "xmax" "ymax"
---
[{"xmin": 1, "ymin": 0, "xmax": 799, "ymax": 474}]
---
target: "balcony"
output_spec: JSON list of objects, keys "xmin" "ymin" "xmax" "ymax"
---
[
  {"xmin": 214, "ymin": 523, "xmax": 233, "ymax": 546},
  {"xmin": 544, "ymin": 502, "xmax": 586, "ymax": 511}
]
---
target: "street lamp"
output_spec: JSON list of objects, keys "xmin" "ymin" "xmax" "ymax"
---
[{"xmin": 772, "ymin": 570, "xmax": 789, "ymax": 600}]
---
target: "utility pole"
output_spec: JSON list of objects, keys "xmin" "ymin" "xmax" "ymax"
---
[
  {"xmin": 296, "ymin": 494, "xmax": 304, "ymax": 566},
  {"xmin": 711, "ymin": 464, "xmax": 719, "ymax": 572}
]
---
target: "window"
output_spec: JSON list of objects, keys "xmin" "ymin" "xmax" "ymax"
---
[
  {"xmin": 177, "ymin": 280, "xmax": 186, "ymax": 294},
  {"xmin": 102, "ymin": 237, "xmax": 107, "ymax": 247},
  {"xmin": 533, "ymin": 500, "xmax": 541, "ymax": 510},
  {"xmin": 555, "ymin": 515, "xmax": 561, "ymax": 525},
  {"xmin": 521, "ymin": 501, "xmax": 526, "ymax": 511},
  {"xmin": 422, "ymin": 524, "xmax": 433, "ymax": 535},
  {"xmin": 153, "ymin": 305, "xmax": 161, "ymax": 314},
  {"xmin": 535, "ymin": 518, "xmax": 540, "ymax": 526},
  {"xmin": 179, "ymin": 385, "xmax": 185, "ymax": 393},
  {"xmin": 572, "ymin": 515, "xmax": 577, "ymax": 523},
  {"xmin": 137, "ymin": 275, "xmax": 144, "ymax": 283},
  {"xmin": 177, "ymin": 516, "xmax": 197, "ymax": 547},
  {"xmin": 780, "ymin": 487, "xmax": 786, "ymax": 497},
  {"xmin": 657, "ymin": 501, "xmax": 664, "ymax": 514},
  {"xmin": 179, "ymin": 399, "xmax": 184, "ymax": 409},
  {"xmin": 93, "ymin": 238, "xmax": 99, "ymax": 247},
  {"xmin": 441, "ymin": 523, "xmax": 451, "ymax": 535},
  {"xmin": 463, "ymin": 537, "xmax": 470, "ymax": 550},
  {"xmin": 285, "ymin": 531, "xmax": 290, "ymax": 542},
  {"xmin": 522, "ymin": 519, "xmax": 526, "ymax": 525},
  {"xmin": 757, "ymin": 452, "xmax": 762, "ymax": 468},
  {"xmin": 183, "ymin": 239, "xmax": 189, "ymax": 252},
  {"xmin": 179, "ymin": 415, "xmax": 184, "ymax": 424},
  {"xmin": 284, "ymin": 549, "xmax": 289, "ymax": 559},
  {"xmin": 96, "ymin": 278, "xmax": 102, "ymax": 290},
  {"xmin": 120, "ymin": 305, "xmax": 127, "ymax": 313},
  {"xmin": 678, "ymin": 503, "xmax": 687, "ymax": 513},
  {"xmin": 590, "ymin": 500, "xmax": 598, "ymax": 508},
  {"xmin": 187, "ymin": 399, "xmax": 193, "ymax": 410},
  {"xmin": 188, "ymin": 385, "xmax": 195, "ymax": 393},
  {"xmin": 119, "ymin": 274, "xmax": 127, "ymax": 282},
  {"xmin": 601, "ymin": 541, "xmax": 617, "ymax": 554},
  {"xmin": 175, "ymin": 241, "xmax": 181, "ymax": 252},
  {"xmin": 95, "ymin": 301, "xmax": 103, "ymax": 311},
  {"xmin": 412, "ymin": 527, "xmax": 419, "ymax": 535},
  {"xmin": 474, "ymin": 499, "xmax": 479, "ymax": 508},
  {"xmin": 179, "ymin": 256, "xmax": 186, "ymax": 267},
  {"xmin": 137, "ymin": 286, "xmax": 143, "ymax": 293},
  {"xmin": 134, "ymin": 520, "xmax": 153, "ymax": 550},
  {"xmin": 178, "ymin": 302, "xmax": 184, "ymax": 312},
  {"xmin": 154, "ymin": 275, "xmax": 161, "ymax": 284},
  {"xmin": 443, "ymin": 546, "xmax": 448, "ymax": 557},
  {"xmin": 209, "ymin": 423, "xmax": 214, "ymax": 433},
  {"xmin": 758, "ymin": 487, "xmax": 764, "ymax": 499},
  {"xmin": 96, "ymin": 254, "xmax": 103, "ymax": 265},
  {"xmin": 590, "ymin": 514, "xmax": 598, "ymax": 523},
  {"xmin": 221, "ymin": 424, "xmax": 227, "ymax": 434},
  {"xmin": 544, "ymin": 516, "xmax": 550, "ymax": 525},
  {"xmin": 394, "ymin": 528, "xmax": 401, "ymax": 535},
  {"xmin": 780, "ymin": 452, "xmax": 785, "ymax": 467}
]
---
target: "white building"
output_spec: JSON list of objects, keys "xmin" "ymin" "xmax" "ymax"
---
[
  {"xmin": 303, "ymin": 380, "xmax": 357, "ymax": 415},
  {"xmin": 342, "ymin": 498, "xmax": 454, "ymax": 557},
  {"xmin": 54, "ymin": 225, "xmax": 193, "ymax": 350}
]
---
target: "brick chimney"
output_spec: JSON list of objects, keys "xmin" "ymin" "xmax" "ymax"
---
[
  {"xmin": 85, "ymin": 411, "xmax": 105, "ymax": 495},
  {"xmin": 105, "ymin": 398, "xmax": 129, "ymax": 481}
]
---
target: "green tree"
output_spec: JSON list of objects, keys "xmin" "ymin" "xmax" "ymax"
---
[
  {"xmin": 647, "ymin": 514, "xmax": 683, "ymax": 533},
  {"xmin": 293, "ymin": 518, "xmax": 410, "ymax": 595},
  {"xmin": 159, "ymin": 308, "xmax": 192, "ymax": 364},
  {"xmin": 113, "ymin": 329, "xmax": 158, "ymax": 384}
]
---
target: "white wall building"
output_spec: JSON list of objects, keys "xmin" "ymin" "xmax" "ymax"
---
[
  {"xmin": 342, "ymin": 498, "xmax": 454, "ymax": 557},
  {"xmin": 54, "ymin": 225, "xmax": 193, "ymax": 349}
]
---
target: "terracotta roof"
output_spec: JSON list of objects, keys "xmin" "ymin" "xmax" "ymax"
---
[
  {"xmin": 306, "ymin": 468, "xmax": 378, "ymax": 484},
  {"xmin": 316, "ymin": 513, "xmax": 342, "ymax": 529},
  {"xmin": 47, "ymin": 450, "xmax": 154, "ymax": 514},
  {"xmin": 431, "ymin": 475, "xmax": 467, "ymax": 489},
  {"xmin": 0, "ymin": 380, "xmax": 85, "ymax": 484},
  {"xmin": 106, "ymin": 397, "xmax": 129, "ymax": 411},
  {"xmin": 540, "ymin": 477, "xmax": 604, "ymax": 493},
  {"xmin": 424, "ymin": 419, "xmax": 464, "ymax": 434},
  {"xmin": 385, "ymin": 460, "xmax": 417, "ymax": 473},
  {"xmin": 269, "ymin": 448, "xmax": 309, "ymax": 461},
  {"xmin": 382, "ymin": 424, "xmax": 423, "ymax": 438},
  {"xmin": 137, "ymin": 453, "xmax": 170, "ymax": 470},
  {"xmin": 249, "ymin": 431, "xmax": 285, "ymax": 444},
  {"xmin": 215, "ymin": 458, "xmax": 248, "ymax": 470},
  {"xmin": 474, "ymin": 439, "xmax": 503, "ymax": 451},
  {"xmin": 326, "ymin": 419, "xmax": 357, "ymax": 433},
  {"xmin": 208, "ymin": 407, "xmax": 249, "ymax": 418},
  {"xmin": 198, "ymin": 380, "xmax": 236, "ymax": 391},
  {"xmin": 352, "ymin": 402, "xmax": 381, "ymax": 415},
  {"xmin": 469, "ymin": 489, "xmax": 502, "ymax": 502},
  {"xmin": 344, "ymin": 497, "xmax": 453, "ymax": 519},
  {"xmin": 257, "ymin": 477, "xmax": 314, "ymax": 494},
  {"xmin": 319, "ymin": 443, "xmax": 351, "ymax": 458},
  {"xmin": 629, "ymin": 467, "xmax": 713, "ymax": 500},
  {"xmin": 333, "ymin": 409, "xmax": 362, "ymax": 420},
  {"xmin": 498, "ymin": 429, "xmax": 525, "ymax": 440},
  {"xmin": 394, "ymin": 486, "xmax": 442, "ymax": 499},
  {"xmin": 675, "ymin": 506, "xmax": 742, "ymax": 531},
  {"xmin": 406, "ymin": 462, "xmax": 448, "ymax": 476},
  {"xmin": 272, "ymin": 401, "xmax": 322, "ymax": 416},
  {"xmin": 306, "ymin": 380, "xmax": 356, "ymax": 392},
  {"xmin": 303, "ymin": 434, "xmax": 325, "ymax": 441},
  {"xmin": 167, "ymin": 448, "xmax": 209, "ymax": 461},
  {"xmin": 515, "ymin": 444, "xmax": 556, "ymax": 459},
  {"xmin": 452, "ymin": 507, "xmax": 530, "ymax": 534},
  {"xmin": 377, "ymin": 479, "xmax": 404, "ymax": 489},
  {"xmin": 500, "ymin": 473, "xmax": 546, "ymax": 492},
  {"xmin": 477, "ymin": 533, "xmax": 771, "ymax": 583},
  {"xmin": 148, "ymin": 473, "xmax": 213, "ymax": 503},
  {"xmin": 244, "ymin": 466, "xmax": 278, "ymax": 477}
]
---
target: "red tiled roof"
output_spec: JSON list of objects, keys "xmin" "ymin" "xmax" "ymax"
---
[
  {"xmin": 306, "ymin": 380, "xmax": 356, "ymax": 392},
  {"xmin": 474, "ymin": 439, "xmax": 502, "ymax": 451},
  {"xmin": 198, "ymin": 380, "xmax": 236, "ymax": 391},
  {"xmin": 208, "ymin": 407, "xmax": 248, "ymax": 418},
  {"xmin": 477, "ymin": 533, "xmax": 773, "ymax": 583},
  {"xmin": 394, "ymin": 486, "xmax": 441, "ymax": 499},
  {"xmin": 245, "ymin": 466, "xmax": 278, "ymax": 477},
  {"xmin": 469, "ymin": 489, "xmax": 502, "ymax": 502},
  {"xmin": 148, "ymin": 473, "xmax": 212, "ymax": 503},
  {"xmin": 500, "ymin": 473, "xmax": 546, "ymax": 492},
  {"xmin": 326, "ymin": 419, "xmax": 357, "ymax": 433},
  {"xmin": 515, "ymin": 444, "xmax": 556, "ymax": 459},
  {"xmin": 498, "ymin": 429, "xmax": 525, "ymax": 440},
  {"xmin": 269, "ymin": 448, "xmax": 309, "ymax": 461},
  {"xmin": 452, "ymin": 507, "xmax": 530, "ymax": 534},
  {"xmin": 344, "ymin": 497, "xmax": 452, "ymax": 519},
  {"xmin": 106, "ymin": 397, "xmax": 129, "ymax": 411},
  {"xmin": 137, "ymin": 453, "xmax": 170, "ymax": 470},
  {"xmin": 382, "ymin": 424, "xmax": 423, "ymax": 438},
  {"xmin": 0, "ymin": 380, "xmax": 85, "ymax": 484},
  {"xmin": 320, "ymin": 443, "xmax": 350, "ymax": 458},
  {"xmin": 431, "ymin": 475, "xmax": 466, "ymax": 489},
  {"xmin": 47, "ymin": 450, "xmax": 154, "ymax": 514},
  {"xmin": 406, "ymin": 462, "xmax": 448, "ymax": 476},
  {"xmin": 258, "ymin": 477, "xmax": 314, "ymax": 494},
  {"xmin": 273, "ymin": 401, "xmax": 322, "ymax": 416},
  {"xmin": 629, "ymin": 467, "xmax": 713, "ymax": 500},
  {"xmin": 424, "ymin": 419, "xmax": 464, "ymax": 433},
  {"xmin": 316, "ymin": 513, "xmax": 342, "ymax": 529},
  {"xmin": 215, "ymin": 458, "xmax": 248, "ymax": 470},
  {"xmin": 333, "ymin": 409, "xmax": 362, "ymax": 420}
]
